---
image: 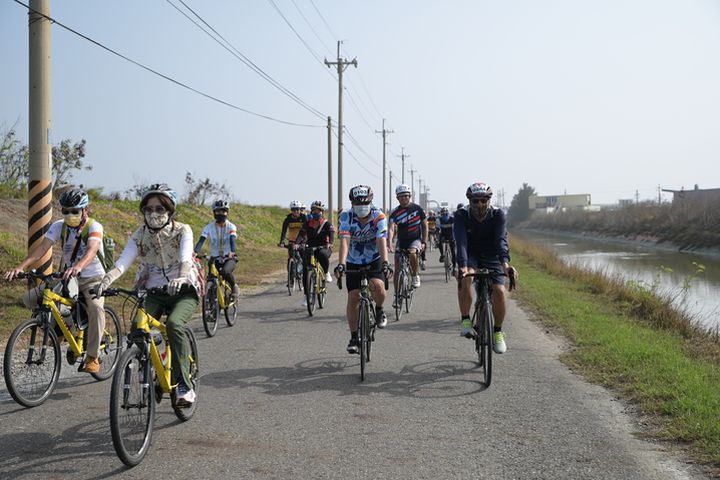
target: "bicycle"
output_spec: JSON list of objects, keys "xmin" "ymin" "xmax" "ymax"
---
[
  {"xmin": 393, "ymin": 249, "xmax": 415, "ymax": 321},
  {"xmin": 201, "ymin": 255, "xmax": 238, "ymax": 337},
  {"xmin": 464, "ymin": 268, "xmax": 515, "ymax": 388},
  {"xmin": 441, "ymin": 240, "xmax": 453, "ymax": 283},
  {"xmin": 3, "ymin": 270, "xmax": 123, "ymax": 407},
  {"xmin": 337, "ymin": 265, "xmax": 389, "ymax": 381},
  {"xmin": 298, "ymin": 245, "xmax": 327, "ymax": 316},
  {"xmin": 98, "ymin": 286, "xmax": 199, "ymax": 467},
  {"xmin": 281, "ymin": 243, "xmax": 303, "ymax": 296}
]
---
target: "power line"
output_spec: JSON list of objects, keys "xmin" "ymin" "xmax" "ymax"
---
[
  {"xmin": 12, "ymin": 0, "xmax": 324, "ymax": 128},
  {"xmin": 344, "ymin": 128, "xmax": 381, "ymax": 168},
  {"xmin": 309, "ymin": 0, "xmax": 340, "ymax": 41},
  {"xmin": 331, "ymin": 128, "xmax": 380, "ymax": 179},
  {"xmin": 290, "ymin": 0, "xmax": 334, "ymax": 58},
  {"xmin": 267, "ymin": 0, "xmax": 326, "ymax": 65},
  {"xmin": 169, "ymin": 0, "xmax": 326, "ymax": 120}
]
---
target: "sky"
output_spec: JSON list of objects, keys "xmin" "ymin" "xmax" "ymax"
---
[{"xmin": 2, "ymin": 0, "xmax": 720, "ymax": 210}]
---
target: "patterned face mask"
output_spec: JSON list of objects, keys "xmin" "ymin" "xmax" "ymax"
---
[{"xmin": 145, "ymin": 212, "xmax": 169, "ymax": 229}]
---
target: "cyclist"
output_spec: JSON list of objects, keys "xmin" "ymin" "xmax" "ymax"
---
[
  {"xmin": 388, "ymin": 184, "xmax": 427, "ymax": 294},
  {"xmin": 334, "ymin": 185, "xmax": 391, "ymax": 354},
  {"xmin": 96, "ymin": 184, "xmax": 200, "ymax": 405},
  {"xmin": 427, "ymin": 211, "xmax": 438, "ymax": 249},
  {"xmin": 454, "ymin": 182, "xmax": 510, "ymax": 354},
  {"xmin": 194, "ymin": 199, "xmax": 239, "ymax": 301},
  {"xmin": 437, "ymin": 206, "xmax": 456, "ymax": 275},
  {"xmin": 295, "ymin": 200, "xmax": 335, "ymax": 292},
  {"xmin": 4, "ymin": 187, "xmax": 107, "ymax": 374},
  {"xmin": 278, "ymin": 200, "xmax": 306, "ymax": 254}
]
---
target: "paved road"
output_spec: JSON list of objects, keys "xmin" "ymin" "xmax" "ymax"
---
[{"xmin": 0, "ymin": 260, "xmax": 707, "ymax": 479}]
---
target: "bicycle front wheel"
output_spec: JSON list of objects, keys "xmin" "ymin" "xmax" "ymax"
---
[
  {"xmin": 317, "ymin": 270, "xmax": 326, "ymax": 309},
  {"xmin": 202, "ymin": 281, "xmax": 219, "ymax": 337},
  {"xmin": 91, "ymin": 306, "xmax": 124, "ymax": 381},
  {"xmin": 358, "ymin": 300, "xmax": 369, "ymax": 381},
  {"xmin": 394, "ymin": 271, "xmax": 404, "ymax": 322},
  {"xmin": 172, "ymin": 326, "xmax": 199, "ymax": 421},
  {"xmin": 306, "ymin": 270, "xmax": 317, "ymax": 316},
  {"xmin": 287, "ymin": 257, "xmax": 295, "ymax": 295},
  {"xmin": 110, "ymin": 345, "xmax": 155, "ymax": 467},
  {"xmin": 405, "ymin": 280, "xmax": 414, "ymax": 313},
  {"xmin": 223, "ymin": 284, "xmax": 237, "ymax": 326},
  {"xmin": 3, "ymin": 315, "xmax": 62, "ymax": 407},
  {"xmin": 475, "ymin": 303, "xmax": 493, "ymax": 387}
]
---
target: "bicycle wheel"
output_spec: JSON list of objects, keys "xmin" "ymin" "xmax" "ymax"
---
[
  {"xmin": 223, "ymin": 284, "xmax": 238, "ymax": 326},
  {"xmin": 394, "ymin": 271, "xmax": 404, "ymax": 322},
  {"xmin": 202, "ymin": 281, "xmax": 219, "ymax": 337},
  {"xmin": 358, "ymin": 300, "xmax": 368, "ymax": 381},
  {"xmin": 475, "ymin": 303, "xmax": 493, "ymax": 387},
  {"xmin": 317, "ymin": 269, "xmax": 326, "ymax": 309},
  {"xmin": 3, "ymin": 315, "xmax": 62, "ymax": 408},
  {"xmin": 172, "ymin": 326, "xmax": 199, "ymax": 421},
  {"xmin": 405, "ymin": 275, "xmax": 414, "ymax": 314},
  {"xmin": 110, "ymin": 345, "xmax": 155, "ymax": 467},
  {"xmin": 287, "ymin": 257, "xmax": 295, "ymax": 295},
  {"xmin": 91, "ymin": 306, "xmax": 123, "ymax": 381},
  {"xmin": 306, "ymin": 270, "xmax": 317, "ymax": 316},
  {"xmin": 366, "ymin": 304, "xmax": 375, "ymax": 363}
]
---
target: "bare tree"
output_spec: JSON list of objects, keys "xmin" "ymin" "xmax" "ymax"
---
[{"xmin": 184, "ymin": 171, "xmax": 230, "ymax": 205}]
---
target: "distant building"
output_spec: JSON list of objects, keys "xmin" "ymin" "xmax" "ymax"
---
[
  {"xmin": 618, "ymin": 199, "xmax": 634, "ymax": 207},
  {"xmin": 662, "ymin": 185, "xmax": 720, "ymax": 209},
  {"xmin": 528, "ymin": 194, "xmax": 592, "ymax": 213}
]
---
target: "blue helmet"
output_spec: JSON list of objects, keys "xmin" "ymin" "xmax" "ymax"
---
[
  {"xmin": 59, "ymin": 188, "xmax": 89, "ymax": 209},
  {"xmin": 140, "ymin": 183, "xmax": 177, "ymax": 211}
]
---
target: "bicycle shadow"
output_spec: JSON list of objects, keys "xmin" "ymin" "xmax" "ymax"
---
[{"xmin": 201, "ymin": 356, "xmax": 488, "ymax": 399}]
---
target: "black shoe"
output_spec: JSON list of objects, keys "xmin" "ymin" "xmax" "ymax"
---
[
  {"xmin": 375, "ymin": 308, "xmax": 387, "ymax": 329},
  {"xmin": 346, "ymin": 338, "xmax": 360, "ymax": 354},
  {"xmin": 439, "ymin": 256, "xmax": 445, "ymax": 263}
]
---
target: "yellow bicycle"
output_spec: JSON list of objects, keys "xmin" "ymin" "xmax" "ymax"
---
[
  {"xmin": 201, "ymin": 255, "xmax": 238, "ymax": 337},
  {"xmin": 98, "ymin": 286, "xmax": 199, "ymax": 467},
  {"xmin": 299, "ymin": 245, "xmax": 327, "ymax": 316},
  {"xmin": 3, "ymin": 270, "xmax": 123, "ymax": 407}
]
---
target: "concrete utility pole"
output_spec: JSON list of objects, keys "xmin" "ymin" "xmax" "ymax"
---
[
  {"xmin": 389, "ymin": 170, "xmax": 393, "ymax": 212},
  {"xmin": 325, "ymin": 41, "xmax": 357, "ymax": 213},
  {"xmin": 28, "ymin": 0, "xmax": 53, "ymax": 275},
  {"xmin": 375, "ymin": 118, "xmax": 393, "ymax": 213},
  {"xmin": 397, "ymin": 147, "xmax": 409, "ymax": 184},
  {"xmin": 410, "ymin": 167, "xmax": 417, "ymax": 203},
  {"xmin": 327, "ymin": 116, "xmax": 333, "ymax": 222}
]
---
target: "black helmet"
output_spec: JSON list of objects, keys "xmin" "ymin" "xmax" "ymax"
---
[
  {"xmin": 212, "ymin": 199, "xmax": 230, "ymax": 211},
  {"xmin": 349, "ymin": 185, "xmax": 373, "ymax": 205},
  {"xmin": 59, "ymin": 188, "xmax": 89, "ymax": 209}
]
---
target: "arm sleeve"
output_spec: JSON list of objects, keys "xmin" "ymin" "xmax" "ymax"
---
[
  {"xmin": 375, "ymin": 213, "xmax": 388, "ymax": 238},
  {"xmin": 229, "ymin": 236, "xmax": 237, "ymax": 253},
  {"xmin": 114, "ymin": 235, "xmax": 138, "ymax": 274},
  {"xmin": 279, "ymin": 216, "xmax": 289, "ymax": 242},
  {"xmin": 495, "ymin": 210, "xmax": 510, "ymax": 263},
  {"xmin": 454, "ymin": 212, "xmax": 469, "ymax": 268},
  {"xmin": 194, "ymin": 236, "xmax": 206, "ymax": 254},
  {"xmin": 338, "ymin": 211, "xmax": 351, "ymax": 239},
  {"xmin": 327, "ymin": 222, "xmax": 335, "ymax": 244},
  {"xmin": 179, "ymin": 225, "xmax": 194, "ymax": 263}
]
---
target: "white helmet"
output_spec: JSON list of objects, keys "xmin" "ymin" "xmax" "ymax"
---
[
  {"xmin": 289, "ymin": 200, "xmax": 302, "ymax": 209},
  {"xmin": 395, "ymin": 184, "xmax": 412, "ymax": 196}
]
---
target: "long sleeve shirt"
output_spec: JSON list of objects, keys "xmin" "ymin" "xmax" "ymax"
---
[{"xmin": 453, "ymin": 206, "xmax": 510, "ymax": 268}]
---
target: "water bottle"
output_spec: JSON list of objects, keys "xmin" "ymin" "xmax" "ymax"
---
[{"xmin": 150, "ymin": 328, "xmax": 168, "ymax": 366}]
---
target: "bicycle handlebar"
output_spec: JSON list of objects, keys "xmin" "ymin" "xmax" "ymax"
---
[
  {"xmin": 14, "ymin": 270, "xmax": 64, "ymax": 281},
  {"xmin": 462, "ymin": 267, "xmax": 517, "ymax": 291},
  {"xmin": 336, "ymin": 267, "xmax": 389, "ymax": 291}
]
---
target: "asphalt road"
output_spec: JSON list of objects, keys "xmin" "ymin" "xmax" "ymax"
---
[{"xmin": 0, "ymin": 258, "xmax": 708, "ymax": 479}]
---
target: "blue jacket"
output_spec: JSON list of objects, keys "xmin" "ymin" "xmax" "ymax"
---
[{"xmin": 453, "ymin": 206, "xmax": 510, "ymax": 267}]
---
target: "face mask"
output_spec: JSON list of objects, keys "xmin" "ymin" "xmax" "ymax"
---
[
  {"xmin": 469, "ymin": 202, "xmax": 488, "ymax": 221},
  {"xmin": 145, "ymin": 212, "xmax": 169, "ymax": 229},
  {"xmin": 214, "ymin": 214, "xmax": 228, "ymax": 223},
  {"xmin": 310, "ymin": 212, "xmax": 322, "ymax": 220},
  {"xmin": 353, "ymin": 205, "xmax": 371, "ymax": 217},
  {"xmin": 63, "ymin": 214, "xmax": 83, "ymax": 228}
]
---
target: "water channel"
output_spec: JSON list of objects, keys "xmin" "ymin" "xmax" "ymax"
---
[{"xmin": 513, "ymin": 230, "xmax": 720, "ymax": 330}]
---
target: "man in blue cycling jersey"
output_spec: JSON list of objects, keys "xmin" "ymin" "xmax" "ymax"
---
[
  {"xmin": 454, "ymin": 182, "xmax": 510, "ymax": 354},
  {"xmin": 334, "ymin": 185, "xmax": 391, "ymax": 354}
]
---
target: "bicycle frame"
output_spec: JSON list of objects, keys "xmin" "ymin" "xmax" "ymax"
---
[
  {"xmin": 206, "ymin": 258, "xmax": 230, "ymax": 310},
  {"xmin": 131, "ymin": 306, "xmax": 176, "ymax": 393},
  {"xmin": 40, "ymin": 285, "xmax": 85, "ymax": 357}
]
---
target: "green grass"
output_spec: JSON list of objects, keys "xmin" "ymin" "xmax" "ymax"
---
[{"xmin": 510, "ymin": 235, "xmax": 720, "ymax": 465}]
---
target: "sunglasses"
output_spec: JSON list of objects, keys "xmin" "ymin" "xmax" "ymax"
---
[
  {"xmin": 291, "ymin": 208, "xmax": 301, "ymax": 212},
  {"xmin": 143, "ymin": 206, "xmax": 167, "ymax": 214},
  {"xmin": 61, "ymin": 208, "xmax": 81, "ymax": 215},
  {"xmin": 397, "ymin": 194, "xmax": 411, "ymax": 199},
  {"xmin": 470, "ymin": 197, "xmax": 491, "ymax": 204}
]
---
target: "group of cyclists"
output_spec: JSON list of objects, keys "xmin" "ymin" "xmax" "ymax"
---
[{"xmin": 3, "ymin": 179, "xmax": 512, "ymax": 408}]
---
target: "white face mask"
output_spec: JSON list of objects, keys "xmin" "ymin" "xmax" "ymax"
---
[
  {"xmin": 145, "ymin": 212, "xmax": 170, "ymax": 229},
  {"xmin": 353, "ymin": 205, "xmax": 371, "ymax": 218}
]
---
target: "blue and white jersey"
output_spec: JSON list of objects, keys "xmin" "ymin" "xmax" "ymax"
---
[
  {"xmin": 199, "ymin": 221, "xmax": 237, "ymax": 257},
  {"xmin": 338, "ymin": 207, "xmax": 388, "ymax": 265}
]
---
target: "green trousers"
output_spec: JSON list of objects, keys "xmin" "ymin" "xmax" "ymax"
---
[{"xmin": 133, "ymin": 290, "xmax": 198, "ymax": 387}]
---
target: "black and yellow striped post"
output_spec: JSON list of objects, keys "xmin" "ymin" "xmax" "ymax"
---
[{"xmin": 27, "ymin": 0, "xmax": 53, "ymax": 276}]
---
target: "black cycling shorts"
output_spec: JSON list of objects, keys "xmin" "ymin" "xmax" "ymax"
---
[{"xmin": 345, "ymin": 259, "xmax": 384, "ymax": 292}]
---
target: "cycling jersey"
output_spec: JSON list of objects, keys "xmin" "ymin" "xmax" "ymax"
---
[
  {"xmin": 438, "ymin": 213, "xmax": 454, "ymax": 240},
  {"xmin": 46, "ymin": 219, "xmax": 105, "ymax": 278},
  {"xmin": 389, "ymin": 203, "xmax": 426, "ymax": 241},
  {"xmin": 296, "ymin": 217, "xmax": 335, "ymax": 248},
  {"xmin": 280, "ymin": 213, "xmax": 306, "ymax": 243},
  {"xmin": 199, "ymin": 221, "xmax": 237, "ymax": 257},
  {"xmin": 339, "ymin": 207, "xmax": 387, "ymax": 265},
  {"xmin": 453, "ymin": 206, "xmax": 510, "ymax": 268},
  {"xmin": 427, "ymin": 218, "xmax": 437, "ymax": 231}
]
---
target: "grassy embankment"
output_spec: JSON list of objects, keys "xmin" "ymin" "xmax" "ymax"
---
[
  {"xmin": 510, "ymin": 234, "xmax": 720, "ymax": 466},
  {"xmin": 0, "ymin": 197, "xmax": 288, "ymax": 342}
]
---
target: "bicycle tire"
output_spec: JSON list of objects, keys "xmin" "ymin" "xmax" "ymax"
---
[
  {"xmin": 3, "ymin": 315, "xmax": 62, "ymax": 408},
  {"xmin": 110, "ymin": 345, "xmax": 155, "ymax": 467},
  {"xmin": 91, "ymin": 306, "xmax": 124, "ymax": 381},
  {"xmin": 287, "ymin": 257, "xmax": 295, "ymax": 295},
  {"xmin": 306, "ymin": 270, "xmax": 317, "ymax": 316},
  {"xmin": 475, "ymin": 303, "xmax": 493, "ymax": 387},
  {"xmin": 172, "ymin": 326, "xmax": 199, "ymax": 421},
  {"xmin": 366, "ymin": 304, "xmax": 374, "ymax": 363},
  {"xmin": 444, "ymin": 244, "xmax": 452, "ymax": 283},
  {"xmin": 317, "ymin": 269, "xmax": 326, "ymax": 309},
  {"xmin": 223, "ymin": 284, "xmax": 238, "ymax": 326},
  {"xmin": 405, "ymin": 277, "xmax": 414, "ymax": 314},
  {"xmin": 359, "ymin": 300, "xmax": 368, "ymax": 381},
  {"xmin": 394, "ymin": 270, "xmax": 404, "ymax": 322},
  {"xmin": 202, "ymin": 280, "xmax": 219, "ymax": 337}
]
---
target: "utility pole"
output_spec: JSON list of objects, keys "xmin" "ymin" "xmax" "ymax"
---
[
  {"xmin": 327, "ymin": 116, "xmax": 333, "ymax": 222},
  {"xmin": 325, "ymin": 41, "xmax": 357, "ymax": 213},
  {"xmin": 389, "ymin": 170, "xmax": 393, "ymax": 212},
  {"xmin": 657, "ymin": 185, "xmax": 662, "ymax": 204},
  {"xmin": 635, "ymin": 189, "xmax": 640, "ymax": 204},
  {"xmin": 375, "ymin": 118, "xmax": 393, "ymax": 213},
  {"xmin": 28, "ymin": 0, "xmax": 53, "ymax": 276},
  {"xmin": 410, "ymin": 167, "xmax": 417, "ymax": 203},
  {"xmin": 397, "ymin": 147, "xmax": 409, "ymax": 184}
]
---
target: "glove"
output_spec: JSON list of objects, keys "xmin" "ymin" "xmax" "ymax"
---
[
  {"xmin": 334, "ymin": 264, "xmax": 346, "ymax": 279},
  {"xmin": 96, "ymin": 267, "xmax": 122, "ymax": 297},
  {"xmin": 168, "ymin": 277, "xmax": 188, "ymax": 296},
  {"xmin": 381, "ymin": 261, "xmax": 392, "ymax": 276}
]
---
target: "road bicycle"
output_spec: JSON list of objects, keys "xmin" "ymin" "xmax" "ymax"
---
[
  {"xmin": 201, "ymin": 255, "xmax": 237, "ymax": 337},
  {"xmin": 3, "ymin": 270, "xmax": 122, "ymax": 407},
  {"xmin": 441, "ymin": 240, "xmax": 453, "ymax": 283},
  {"xmin": 281, "ymin": 243, "xmax": 303, "ymax": 296},
  {"xmin": 465, "ymin": 268, "xmax": 515, "ymax": 388},
  {"xmin": 338, "ymin": 266, "xmax": 389, "ymax": 381},
  {"xmin": 298, "ymin": 245, "xmax": 327, "ymax": 316},
  {"xmin": 393, "ymin": 249, "xmax": 415, "ymax": 321},
  {"xmin": 98, "ymin": 286, "xmax": 199, "ymax": 467}
]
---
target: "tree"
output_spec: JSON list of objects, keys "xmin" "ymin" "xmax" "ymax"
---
[
  {"xmin": 183, "ymin": 172, "xmax": 230, "ymax": 205},
  {"xmin": 507, "ymin": 183, "xmax": 536, "ymax": 226},
  {"xmin": 52, "ymin": 138, "xmax": 89, "ymax": 189},
  {"xmin": 0, "ymin": 125, "xmax": 29, "ymax": 191}
]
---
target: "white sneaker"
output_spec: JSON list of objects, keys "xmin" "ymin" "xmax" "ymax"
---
[
  {"xmin": 301, "ymin": 298, "xmax": 308, "ymax": 307},
  {"xmin": 412, "ymin": 275, "xmax": 421, "ymax": 288},
  {"xmin": 493, "ymin": 331, "xmax": 507, "ymax": 354},
  {"xmin": 325, "ymin": 272, "xmax": 333, "ymax": 283}
]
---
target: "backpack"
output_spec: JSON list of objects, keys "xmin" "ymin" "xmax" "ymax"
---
[{"xmin": 61, "ymin": 218, "xmax": 115, "ymax": 272}]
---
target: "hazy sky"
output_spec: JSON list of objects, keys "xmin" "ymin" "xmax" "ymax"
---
[{"xmin": 2, "ymin": 0, "xmax": 720, "ymax": 209}]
